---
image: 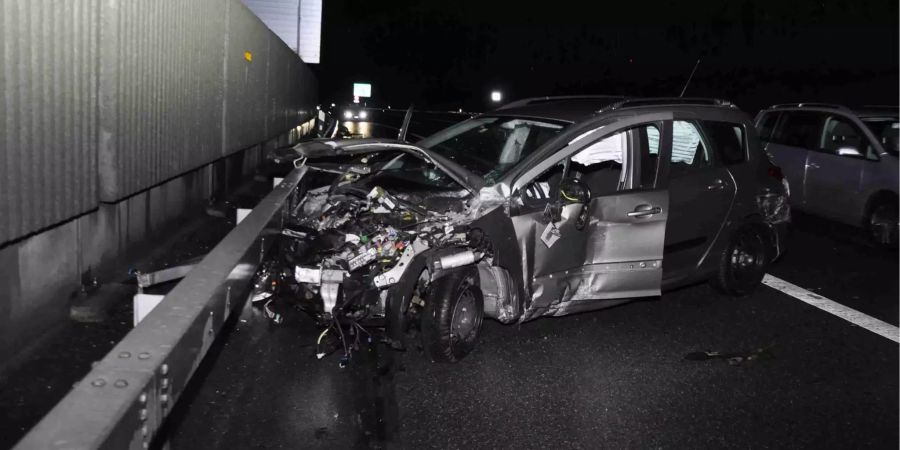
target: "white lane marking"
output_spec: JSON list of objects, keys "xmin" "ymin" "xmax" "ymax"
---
[{"xmin": 762, "ymin": 274, "xmax": 899, "ymax": 343}]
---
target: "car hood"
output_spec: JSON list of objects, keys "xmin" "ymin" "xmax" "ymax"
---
[{"xmin": 292, "ymin": 138, "xmax": 485, "ymax": 193}]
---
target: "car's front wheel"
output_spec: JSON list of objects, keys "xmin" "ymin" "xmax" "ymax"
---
[
  {"xmin": 421, "ymin": 267, "xmax": 484, "ymax": 362},
  {"xmin": 711, "ymin": 226, "xmax": 768, "ymax": 296}
]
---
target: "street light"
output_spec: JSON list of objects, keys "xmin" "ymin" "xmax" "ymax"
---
[{"xmin": 490, "ymin": 91, "xmax": 502, "ymax": 102}]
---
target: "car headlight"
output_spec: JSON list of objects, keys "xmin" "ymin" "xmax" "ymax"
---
[
  {"xmin": 359, "ymin": 110, "xmax": 368, "ymax": 119},
  {"xmin": 343, "ymin": 110, "xmax": 353, "ymax": 119}
]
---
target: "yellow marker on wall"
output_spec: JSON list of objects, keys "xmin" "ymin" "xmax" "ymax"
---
[{"xmin": 244, "ymin": 51, "xmax": 253, "ymax": 62}]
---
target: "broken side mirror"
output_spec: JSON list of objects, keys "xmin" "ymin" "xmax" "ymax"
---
[{"xmin": 558, "ymin": 177, "xmax": 591, "ymax": 230}]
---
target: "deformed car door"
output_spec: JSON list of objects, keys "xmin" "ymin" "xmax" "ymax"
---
[{"xmin": 510, "ymin": 118, "xmax": 671, "ymax": 319}]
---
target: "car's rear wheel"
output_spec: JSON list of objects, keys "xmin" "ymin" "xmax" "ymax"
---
[
  {"xmin": 866, "ymin": 200, "xmax": 898, "ymax": 249},
  {"xmin": 421, "ymin": 267, "xmax": 483, "ymax": 362},
  {"xmin": 711, "ymin": 226, "xmax": 768, "ymax": 296}
]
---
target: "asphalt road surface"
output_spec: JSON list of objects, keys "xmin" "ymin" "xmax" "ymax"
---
[
  {"xmin": 163, "ymin": 211, "xmax": 898, "ymax": 449},
  {"xmin": 3, "ymin": 116, "xmax": 895, "ymax": 449}
]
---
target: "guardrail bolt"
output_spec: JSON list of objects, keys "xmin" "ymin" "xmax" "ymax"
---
[
  {"xmin": 91, "ymin": 378, "xmax": 106, "ymax": 387},
  {"xmin": 139, "ymin": 408, "xmax": 148, "ymax": 421},
  {"xmin": 141, "ymin": 424, "xmax": 149, "ymax": 437},
  {"xmin": 160, "ymin": 394, "xmax": 169, "ymax": 404},
  {"xmin": 161, "ymin": 363, "xmax": 169, "ymax": 376},
  {"xmin": 114, "ymin": 379, "xmax": 128, "ymax": 388},
  {"xmin": 118, "ymin": 351, "xmax": 132, "ymax": 358},
  {"xmin": 138, "ymin": 352, "xmax": 151, "ymax": 360},
  {"xmin": 139, "ymin": 392, "xmax": 147, "ymax": 404},
  {"xmin": 161, "ymin": 378, "xmax": 169, "ymax": 389}
]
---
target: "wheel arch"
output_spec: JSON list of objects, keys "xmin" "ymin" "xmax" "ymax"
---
[{"xmin": 862, "ymin": 189, "xmax": 898, "ymax": 226}]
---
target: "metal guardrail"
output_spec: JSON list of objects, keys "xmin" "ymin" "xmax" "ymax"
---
[{"xmin": 14, "ymin": 167, "xmax": 308, "ymax": 450}]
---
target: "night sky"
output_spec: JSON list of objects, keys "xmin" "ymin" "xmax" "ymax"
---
[{"xmin": 311, "ymin": 0, "xmax": 899, "ymax": 114}]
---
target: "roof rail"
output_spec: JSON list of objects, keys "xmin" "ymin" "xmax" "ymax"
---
[
  {"xmin": 769, "ymin": 102, "xmax": 850, "ymax": 111},
  {"xmin": 600, "ymin": 97, "xmax": 735, "ymax": 112},
  {"xmin": 496, "ymin": 95, "xmax": 625, "ymax": 110}
]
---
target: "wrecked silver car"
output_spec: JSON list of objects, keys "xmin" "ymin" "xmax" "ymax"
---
[{"xmin": 254, "ymin": 97, "xmax": 790, "ymax": 362}]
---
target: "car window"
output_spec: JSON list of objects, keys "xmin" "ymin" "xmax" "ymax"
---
[
  {"xmin": 669, "ymin": 121, "xmax": 710, "ymax": 177},
  {"xmin": 862, "ymin": 117, "xmax": 899, "ymax": 156},
  {"xmin": 569, "ymin": 130, "xmax": 625, "ymax": 197},
  {"xmin": 521, "ymin": 123, "xmax": 660, "ymax": 203},
  {"xmin": 822, "ymin": 115, "xmax": 875, "ymax": 159},
  {"xmin": 757, "ymin": 112, "xmax": 780, "ymax": 142},
  {"xmin": 418, "ymin": 116, "xmax": 566, "ymax": 184},
  {"xmin": 771, "ymin": 111, "xmax": 825, "ymax": 149},
  {"xmin": 702, "ymin": 121, "xmax": 746, "ymax": 165}
]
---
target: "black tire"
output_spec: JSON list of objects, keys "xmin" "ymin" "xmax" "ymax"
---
[
  {"xmin": 421, "ymin": 267, "xmax": 484, "ymax": 363},
  {"xmin": 710, "ymin": 226, "xmax": 768, "ymax": 296},
  {"xmin": 866, "ymin": 199, "xmax": 898, "ymax": 249}
]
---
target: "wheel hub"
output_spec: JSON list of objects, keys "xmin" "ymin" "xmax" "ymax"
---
[{"xmin": 450, "ymin": 289, "xmax": 477, "ymax": 341}]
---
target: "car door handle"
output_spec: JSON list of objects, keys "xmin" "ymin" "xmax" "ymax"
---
[
  {"xmin": 707, "ymin": 179, "xmax": 726, "ymax": 190},
  {"xmin": 627, "ymin": 205, "xmax": 662, "ymax": 217},
  {"xmin": 805, "ymin": 162, "xmax": 820, "ymax": 169}
]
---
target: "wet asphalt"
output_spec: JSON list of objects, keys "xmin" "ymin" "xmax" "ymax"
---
[{"xmin": 163, "ymin": 218, "xmax": 898, "ymax": 449}]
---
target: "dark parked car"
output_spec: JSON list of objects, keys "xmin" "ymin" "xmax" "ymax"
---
[
  {"xmin": 259, "ymin": 97, "xmax": 790, "ymax": 362},
  {"xmin": 755, "ymin": 103, "xmax": 898, "ymax": 246}
]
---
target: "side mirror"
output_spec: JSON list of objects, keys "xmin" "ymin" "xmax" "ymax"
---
[
  {"xmin": 559, "ymin": 177, "xmax": 590, "ymax": 205},
  {"xmin": 556, "ymin": 177, "xmax": 592, "ymax": 230},
  {"xmin": 836, "ymin": 146, "xmax": 862, "ymax": 157}
]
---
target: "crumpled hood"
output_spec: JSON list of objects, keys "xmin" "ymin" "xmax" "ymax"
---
[{"xmin": 292, "ymin": 138, "xmax": 485, "ymax": 193}]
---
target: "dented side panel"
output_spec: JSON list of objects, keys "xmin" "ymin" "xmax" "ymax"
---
[{"xmin": 515, "ymin": 190, "xmax": 668, "ymax": 321}]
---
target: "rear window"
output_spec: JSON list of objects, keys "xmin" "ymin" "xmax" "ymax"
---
[
  {"xmin": 771, "ymin": 111, "xmax": 825, "ymax": 149},
  {"xmin": 756, "ymin": 112, "xmax": 780, "ymax": 142},
  {"xmin": 703, "ymin": 121, "xmax": 746, "ymax": 165}
]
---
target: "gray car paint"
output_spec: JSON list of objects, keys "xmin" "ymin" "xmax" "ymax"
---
[
  {"xmin": 292, "ymin": 102, "xmax": 787, "ymax": 323},
  {"xmin": 757, "ymin": 107, "xmax": 898, "ymax": 226}
]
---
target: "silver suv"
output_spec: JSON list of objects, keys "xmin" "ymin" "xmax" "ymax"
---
[{"xmin": 755, "ymin": 104, "xmax": 898, "ymax": 246}]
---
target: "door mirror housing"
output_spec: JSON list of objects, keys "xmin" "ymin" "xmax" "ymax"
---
[
  {"xmin": 559, "ymin": 177, "xmax": 591, "ymax": 205},
  {"xmin": 836, "ymin": 146, "xmax": 862, "ymax": 157},
  {"xmin": 558, "ymin": 177, "xmax": 592, "ymax": 230}
]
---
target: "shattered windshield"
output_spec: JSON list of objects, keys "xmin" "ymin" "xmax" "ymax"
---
[
  {"xmin": 417, "ymin": 116, "xmax": 567, "ymax": 184},
  {"xmin": 356, "ymin": 152, "xmax": 460, "ymax": 192},
  {"xmin": 862, "ymin": 117, "xmax": 898, "ymax": 156}
]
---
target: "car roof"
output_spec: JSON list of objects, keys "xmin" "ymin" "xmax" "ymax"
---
[
  {"xmin": 490, "ymin": 96, "xmax": 625, "ymax": 122},
  {"xmin": 491, "ymin": 96, "xmax": 740, "ymax": 123},
  {"xmin": 761, "ymin": 103, "xmax": 898, "ymax": 120}
]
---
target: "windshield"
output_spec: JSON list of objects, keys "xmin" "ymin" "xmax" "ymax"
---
[
  {"xmin": 862, "ymin": 117, "xmax": 899, "ymax": 156},
  {"xmin": 417, "ymin": 116, "xmax": 567, "ymax": 184},
  {"xmin": 354, "ymin": 152, "xmax": 460, "ymax": 192}
]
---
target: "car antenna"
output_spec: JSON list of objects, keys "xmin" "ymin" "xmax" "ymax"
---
[
  {"xmin": 398, "ymin": 104, "xmax": 414, "ymax": 141},
  {"xmin": 679, "ymin": 59, "xmax": 701, "ymax": 98}
]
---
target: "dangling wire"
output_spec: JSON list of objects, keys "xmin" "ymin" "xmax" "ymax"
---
[
  {"xmin": 315, "ymin": 325, "xmax": 332, "ymax": 359},
  {"xmin": 334, "ymin": 317, "xmax": 350, "ymax": 362}
]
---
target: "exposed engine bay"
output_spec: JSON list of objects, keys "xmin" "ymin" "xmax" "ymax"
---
[{"xmin": 248, "ymin": 150, "xmax": 511, "ymax": 364}]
